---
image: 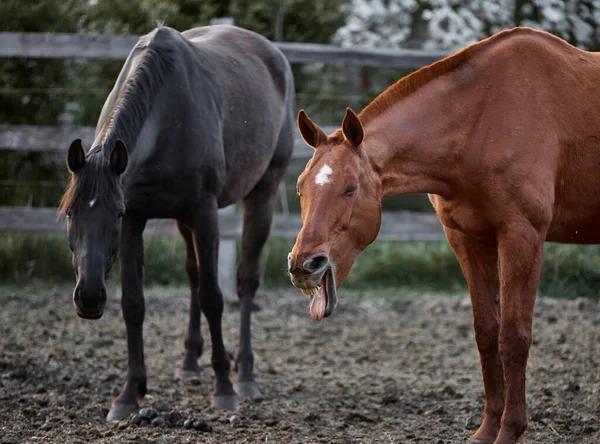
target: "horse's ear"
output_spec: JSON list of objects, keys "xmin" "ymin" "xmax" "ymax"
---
[
  {"xmin": 67, "ymin": 138, "xmax": 85, "ymax": 172},
  {"xmin": 342, "ymin": 107, "xmax": 364, "ymax": 148},
  {"xmin": 110, "ymin": 139, "xmax": 128, "ymax": 175},
  {"xmin": 298, "ymin": 109, "xmax": 327, "ymax": 149}
]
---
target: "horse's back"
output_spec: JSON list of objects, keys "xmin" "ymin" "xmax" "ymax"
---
[
  {"xmin": 181, "ymin": 25, "xmax": 295, "ymax": 205},
  {"xmin": 419, "ymin": 31, "xmax": 600, "ymax": 241},
  {"xmin": 182, "ymin": 25, "xmax": 291, "ymax": 98},
  {"xmin": 438, "ymin": 28, "xmax": 600, "ymax": 244}
]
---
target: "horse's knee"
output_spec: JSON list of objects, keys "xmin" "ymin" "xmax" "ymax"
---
[
  {"xmin": 473, "ymin": 317, "xmax": 500, "ymax": 358},
  {"xmin": 236, "ymin": 270, "xmax": 259, "ymax": 298},
  {"xmin": 121, "ymin": 296, "xmax": 145, "ymax": 325},
  {"xmin": 199, "ymin": 287, "xmax": 224, "ymax": 316},
  {"xmin": 499, "ymin": 324, "xmax": 532, "ymax": 363}
]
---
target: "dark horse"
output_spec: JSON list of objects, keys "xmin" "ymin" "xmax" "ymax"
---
[{"xmin": 59, "ymin": 24, "xmax": 295, "ymax": 420}]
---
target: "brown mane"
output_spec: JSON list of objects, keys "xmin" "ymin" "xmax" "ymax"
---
[{"xmin": 357, "ymin": 27, "xmax": 564, "ymax": 126}]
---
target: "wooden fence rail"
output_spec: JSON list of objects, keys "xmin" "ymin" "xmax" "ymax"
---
[
  {"xmin": 0, "ymin": 206, "xmax": 445, "ymax": 241},
  {"xmin": 0, "ymin": 124, "xmax": 335, "ymax": 159},
  {"xmin": 0, "ymin": 31, "xmax": 448, "ymax": 68}
]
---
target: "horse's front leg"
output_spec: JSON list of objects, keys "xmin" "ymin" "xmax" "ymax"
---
[
  {"xmin": 495, "ymin": 221, "xmax": 545, "ymax": 444},
  {"xmin": 106, "ymin": 216, "xmax": 148, "ymax": 421},
  {"xmin": 191, "ymin": 196, "xmax": 238, "ymax": 410},
  {"xmin": 445, "ymin": 227, "xmax": 503, "ymax": 444}
]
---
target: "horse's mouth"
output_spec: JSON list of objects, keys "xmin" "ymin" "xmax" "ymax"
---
[
  {"xmin": 76, "ymin": 309, "xmax": 104, "ymax": 320},
  {"xmin": 300, "ymin": 267, "xmax": 338, "ymax": 321}
]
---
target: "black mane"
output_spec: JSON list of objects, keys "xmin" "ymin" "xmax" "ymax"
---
[
  {"xmin": 98, "ymin": 28, "xmax": 177, "ymax": 152},
  {"xmin": 60, "ymin": 27, "xmax": 177, "ymax": 214}
]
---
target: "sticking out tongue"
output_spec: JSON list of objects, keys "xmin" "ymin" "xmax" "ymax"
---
[{"xmin": 309, "ymin": 283, "xmax": 327, "ymax": 321}]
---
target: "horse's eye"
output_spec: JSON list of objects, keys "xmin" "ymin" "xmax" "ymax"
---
[
  {"xmin": 65, "ymin": 210, "xmax": 72, "ymax": 218},
  {"xmin": 117, "ymin": 211, "xmax": 125, "ymax": 219},
  {"xmin": 344, "ymin": 185, "xmax": 358, "ymax": 195}
]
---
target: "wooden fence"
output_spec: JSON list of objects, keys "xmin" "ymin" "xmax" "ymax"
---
[{"xmin": 0, "ymin": 24, "xmax": 448, "ymax": 295}]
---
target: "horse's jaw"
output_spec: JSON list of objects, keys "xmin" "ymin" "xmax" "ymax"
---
[{"xmin": 302, "ymin": 267, "xmax": 338, "ymax": 321}]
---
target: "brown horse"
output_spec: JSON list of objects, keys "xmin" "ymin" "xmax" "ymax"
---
[{"xmin": 287, "ymin": 27, "xmax": 600, "ymax": 444}]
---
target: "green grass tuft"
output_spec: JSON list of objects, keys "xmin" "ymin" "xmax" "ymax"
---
[{"xmin": 0, "ymin": 232, "xmax": 599, "ymax": 301}]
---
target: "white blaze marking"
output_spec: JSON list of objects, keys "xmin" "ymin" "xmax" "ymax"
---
[
  {"xmin": 315, "ymin": 164, "xmax": 333, "ymax": 186},
  {"xmin": 88, "ymin": 198, "xmax": 97, "ymax": 208}
]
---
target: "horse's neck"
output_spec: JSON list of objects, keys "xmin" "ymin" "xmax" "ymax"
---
[
  {"xmin": 93, "ymin": 48, "xmax": 148, "ymax": 146},
  {"xmin": 365, "ymin": 74, "xmax": 475, "ymax": 200},
  {"xmin": 93, "ymin": 90, "xmax": 163, "ymax": 163}
]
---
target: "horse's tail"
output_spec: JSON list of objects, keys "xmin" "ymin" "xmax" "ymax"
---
[
  {"xmin": 274, "ymin": 55, "xmax": 296, "ymax": 163},
  {"xmin": 283, "ymin": 59, "xmax": 296, "ymax": 125}
]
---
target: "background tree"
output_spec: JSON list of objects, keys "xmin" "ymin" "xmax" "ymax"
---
[
  {"xmin": 0, "ymin": 0, "xmax": 86, "ymax": 207},
  {"xmin": 335, "ymin": 0, "xmax": 600, "ymax": 51}
]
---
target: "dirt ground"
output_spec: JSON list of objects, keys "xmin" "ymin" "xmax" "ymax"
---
[{"xmin": 0, "ymin": 285, "xmax": 598, "ymax": 444}]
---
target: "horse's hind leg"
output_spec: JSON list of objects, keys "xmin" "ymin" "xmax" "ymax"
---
[
  {"xmin": 234, "ymin": 162, "xmax": 284, "ymax": 400},
  {"xmin": 174, "ymin": 221, "xmax": 204, "ymax": 381},
  {"xmin": 191, "ymin": 195, "xmax": 238, "ymax": 410},
  {"xmin": 444, "ymin": 227, "xmax": 503, "ymax": 444}
]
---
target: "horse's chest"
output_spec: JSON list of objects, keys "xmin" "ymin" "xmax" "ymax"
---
[{"xmin": 429, "ymin": 194, "xmax": 492, "ymax": 238}]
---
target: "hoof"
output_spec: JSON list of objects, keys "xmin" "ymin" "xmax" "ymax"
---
[
  {"xmin": 212, "ymin": 393, "xmax": 239, "ymax": 411},
  {"xmin": 106, "ymin": 403, "xmax": 139, "ymax": 422},
  {"xmin": 234, "ymin": 381, "xmax": 263, "ymax": 401},
  {"xmin": 468, "ymin": 440, "xmax": 494, "ymax": 444},
  {"xmin": 174, "ymin": 368, "xmax": 201, "ymax": 382}
]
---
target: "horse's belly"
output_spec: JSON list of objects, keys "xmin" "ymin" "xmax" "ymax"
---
[
  {"xmin": 547, "ymin": 213, "xmax": 600, "ymax": 244},
  {"xmin": 218, "ymin": 159, "xmax": 272, "ymax": 206}
]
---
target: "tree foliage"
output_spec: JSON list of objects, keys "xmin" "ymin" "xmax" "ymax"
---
[{"xmin": 336, "ymin": 0, "xmax": 600, "ymax": 51}]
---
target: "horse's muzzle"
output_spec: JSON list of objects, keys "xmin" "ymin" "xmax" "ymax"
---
[
  {"xmin": 288, "ymin": 252, "xmax": 330, "ymax": 288},
  {"xmin": 73, "ymin": 285, "xmax": 106, "ymax": 320}
]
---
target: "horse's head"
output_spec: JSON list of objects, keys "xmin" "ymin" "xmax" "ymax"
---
[
  {"xmin": 59, "ymin": 138, "xmax": 128, "ymax": 320},
  {"xmin": 288, "ymin": 108, "xmax": 382, "ymax": 320}
]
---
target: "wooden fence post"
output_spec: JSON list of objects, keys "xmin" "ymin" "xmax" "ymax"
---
[
  {"xmin": 210, "ymin": 17, "xmax": 235, "ymax": 26},
  {"xmin": 212, "ymin": 17, "xmax": 236, "ymax": 302},
  {"xmin": 218, "ymin": 205, "xmax": 238, "ymax": 302}
]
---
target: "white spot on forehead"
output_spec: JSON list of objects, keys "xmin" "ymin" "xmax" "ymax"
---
[
  {"xmin": 88, "ymin": 198, "xmax": 97, "ymax": 208},
  {"xmin": 315, "ymin": 164, "xmax": 333, "ymax": 186}
]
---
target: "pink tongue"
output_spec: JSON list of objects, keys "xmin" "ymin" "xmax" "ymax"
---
[{"xmin": 309, "ymin": 287, "xmax": 327, "ymax": 321}]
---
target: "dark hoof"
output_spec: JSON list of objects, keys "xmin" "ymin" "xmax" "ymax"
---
[
  {"xmin": 174, "ymin": 368, "xmax": 201, "ymax": 382},
  {"xmin": 106, "ymin": 403, "xmax": 138, "ymax": 422},
  {"xmin": 212, "ymin": 394, "xmax": 239, "ymax": 411},
  {"xmin": 234, "ymin": 381, "xmax": 263, "ymax": 400}
]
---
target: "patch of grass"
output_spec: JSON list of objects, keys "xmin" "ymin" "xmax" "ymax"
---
[
  {"xmin": 0, "ymin": 232, "xmax": 187, "ymax": 287},
  {"xmin": 260, "ymin": 238, "xmax": 466, "ymax": 293},
  {"xmin": 1, "ymin": 232, "xmax": 599, "ymax": 301}
]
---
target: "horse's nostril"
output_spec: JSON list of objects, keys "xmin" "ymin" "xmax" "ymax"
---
[
  {"xmin": 73, "ymin": 287, "xmax": 82, "ymax": 305},
  {"xmin": 302, "ymin": 254, "xmax": 330, "ymax": 274}
]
